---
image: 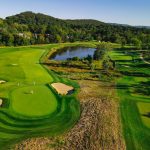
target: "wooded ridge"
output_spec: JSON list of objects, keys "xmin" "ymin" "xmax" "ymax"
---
[{"xmin": 0, "ymin": 11, "xmax": 150, "ymax": 48}]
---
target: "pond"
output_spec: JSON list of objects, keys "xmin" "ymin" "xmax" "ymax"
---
[{"xmin": 50, "ymin": 47, "xmax": 96, "ymax": 61}]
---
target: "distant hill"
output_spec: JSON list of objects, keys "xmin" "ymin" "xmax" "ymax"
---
[
  {"xmin": 65, "ymin": 19, "xmax": 105, "ymax": 26},
  {"xmin": 109, "ymin": 23, "xmax": 131, "ymax": 27},
  {"xmin": 109, "ymin": 23, "xmax": 150, "ymax": 29},
  {"xmin": 6, "ymin": 11, "xmax": 149, "ymax": 28},
  {"xmin": 6, "ymin": 11, "xmax": 66, "ymax": 25},
  {"xmin": 135, "ymin": 26, "xmax": 150, "ymax": 29},
  {"xmin": 0, "ymin": 11, "xmax": 150, "ymax": 47}
]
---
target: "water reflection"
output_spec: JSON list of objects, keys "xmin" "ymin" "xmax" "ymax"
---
[{"xmin": 51, "ymin": 47, "xmax": 96, "ymax": 61}]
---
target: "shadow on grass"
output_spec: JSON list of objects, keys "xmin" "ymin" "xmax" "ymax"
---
[
  {"xmin": 131, "ymin": 63, "xmax": 150, "ymax": 68},
  {"xmin": 132, "ymin": 81, "xmax": 150, "ymax": 96},
  {"xmin": 120, "ymin": 71, "xmax": 150, "ymax": 77},
  {"xmin": 0, "ymin": 97, "xmax": 9, "ymax": 108},
  {"xmin": 116, "ymin": 84, "xmax": 136, "ymax": 90},
  {"xmin": 116, "ymin": 60, "xmax": 132, "ymax": 63},
  {"xmin": 142, "ymin": 112, "xmax": 150, "ymax": 118}
]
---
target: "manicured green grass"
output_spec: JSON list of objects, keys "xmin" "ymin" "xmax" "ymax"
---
[
  {"xmin": 109, "ymin": 49, "xmax": 150, "ymax": 150},
  {"xmin": 137, "ymin": 102, "xmax": 150, "ymax": 128},
  {"xmin": 10, "ymin": 85, "xmax": 57, "ymax": 117},
  {"xmin": 109, "ymin": 50, "xmax": 132, "ymax": 61},
  {"xmin": 0, "ymin": 43, "xmax": 100, "ymax": 149},
  {"xmin": 19, "ymin": 49, "xmax": 54, "ymax": 83}
]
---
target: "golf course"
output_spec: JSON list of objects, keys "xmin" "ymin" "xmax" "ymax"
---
[
  {"xmin": 109, "ymin": 49, "xmax": 150, "ymax": 150},
  {"xmin": 0, "ymin": 45, "xmax": 80, "ymax": 149},
  {"xmin": 0, "ymin": 1, "xmax": 150, "ymax": 148}
]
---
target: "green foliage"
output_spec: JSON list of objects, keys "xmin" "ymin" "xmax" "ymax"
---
[
  {"xmin": 131, "ymin": 38, "xmax": 142, "ymax": 49},
  {"xmin": 103, "ymin": 59, "xmax": 110, "ymax": 71},
  {"xmin": 0, "ymin": 18, "xmax": 4, "ymax": 27},
  {"xmin": 55, "ymin": 34, "xmax": 62, "ymax": 43},
  {"xmin": 93, "ymin": 49, "xmax": 104, "ymax": 60},
  {"xmin": 67, "ymin": 56, "xmax": 80, "ymax": 61},
  {"xmin": 0, "ymin": 11, "xmax": 150, "ymax": 46}
]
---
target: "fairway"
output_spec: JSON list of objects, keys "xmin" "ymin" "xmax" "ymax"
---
[
  {"xmin": 19, "ymin": 49, "xmax": 54, "ymax": 83},
  {"xmin": 109, "ymin": 49, "xmax": 150, "ymax": 150},
  {"xmin": 0, "ymin": 44, "xmax": 80, "ymax": 149}
]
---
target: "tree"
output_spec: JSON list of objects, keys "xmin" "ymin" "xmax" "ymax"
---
[
  {"xmin": 0, "ymin": 11, "xmax": 150, "ymax": 46},
  {"xmin": 2, "ymin": 32, "xmax": 14, "ymax": 46},
  {"xmin": 14, "ymin": 34, "xmax": 30, "ymax": 46},
  {"xmin": 37, "ymin": 35, "xmax": 45, "ymax": 44},
  {"xmin": 131, "ymin": 38, "xmax": 142, "ymax": 49},
  {"xmin": 102, "ymin": 56, "xmax": 114, "ymax": 72},
  {"xmin": 0, "ymin": 19, "xmax": 4, "ymax": 27},
  {"xmin": 55, "ymin": 34, "xmax": 62, "ymax": 43},
  {"xmin": 93, "ymin": 43, "xmax": 109, "ymax": 60},
  {"xmin": 86, "ymin": 55, "xmax": 93, "ymax": 64},
  {"xmin": 115, "ymin": 34, "xmax": 122, "ymax": 44}
]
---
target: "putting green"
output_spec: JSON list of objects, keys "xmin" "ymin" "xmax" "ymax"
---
[{"xmin": 10, "ymin": 86, "xmax": 57, "ymax": 117}]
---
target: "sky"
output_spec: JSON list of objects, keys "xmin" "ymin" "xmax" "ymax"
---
[{"xmin": 0, "ymin": 0, "xmax": 149, "ymax": 26}]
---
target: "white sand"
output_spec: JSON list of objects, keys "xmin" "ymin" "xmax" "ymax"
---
[
  {"xmin": 0, "ymin": 99, "xmax": 3, "ymax": 106},
  {"xmin": 0, "ymin": 80, "xmax": 6, "ymax": 84},
  {"xmin": 51, "ymin": 83, "xmax": 74, "ymax": 95}
]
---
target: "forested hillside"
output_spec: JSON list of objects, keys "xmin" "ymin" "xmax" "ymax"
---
[{"xmin": 0, "ymin": 11, "xmax": 150, "ymax": 48}]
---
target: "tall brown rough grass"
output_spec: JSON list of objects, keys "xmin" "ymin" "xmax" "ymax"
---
[{"xmin": 61, "ymin": 80, "xmax": 125, "ymax": 150}]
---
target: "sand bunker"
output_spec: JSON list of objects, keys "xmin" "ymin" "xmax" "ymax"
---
[
  {"xmin": 0, "ymin": 80, "xmax": 6, "ymax": 84},
  {"xmin": 0, "ymin": 99, "xmax": 3, "ymax": 106},
  {"xmin": 51, "ymin": 83, "xmax": 74, "ymax": 95}
]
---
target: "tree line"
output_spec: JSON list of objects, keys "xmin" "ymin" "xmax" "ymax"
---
[{"xmin": 0, "ymin": 11, "xmax": 150, "ymax": 48}]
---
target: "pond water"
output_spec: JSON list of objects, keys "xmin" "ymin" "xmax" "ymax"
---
[{"xmin": 51, "ymin": 47, "xmax": 96, "ymax": 61}]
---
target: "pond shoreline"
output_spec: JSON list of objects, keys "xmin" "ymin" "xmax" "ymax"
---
[{"xmin": 49, "ymin": 46, "xmax": 96, "ymax": 61}]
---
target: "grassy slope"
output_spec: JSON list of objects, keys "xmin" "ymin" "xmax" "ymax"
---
[
  {"xmin": 109, "ymin": 49, "xmax": 150, "ymax": 150},
  {"xmin": 0, "ymin": 43, "xmax": 83, "ymax": 149}
]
